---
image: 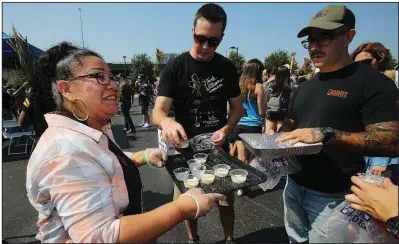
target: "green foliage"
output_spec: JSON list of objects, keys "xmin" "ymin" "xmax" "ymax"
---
[
  {"xmin": 228, "ymin": 50, "xmax": 246, "ymax": 74},
  {"xmin": 264, "ymin": 49, "xmax": 290, "ymax": 71},
  {"xmin": 129, "ymin": 53, "xmax": 154, "ymax": 80}
]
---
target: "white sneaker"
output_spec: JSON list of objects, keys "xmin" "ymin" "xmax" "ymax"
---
[
  {"xmin": 237, "ymin": 189, "xmax": 244, "ymax": 196},
  {"xmin": 143, "ymin": 123, "xmax": 151, "ymax": 128},
  {"xmin": 138, "ymin": 122, "xmax": 145, "ymax": 127}
]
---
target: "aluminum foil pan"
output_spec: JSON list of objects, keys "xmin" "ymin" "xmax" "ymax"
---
[{"xmin": 239, "ymin": 133, "xmax": 323, "ymax": 158}]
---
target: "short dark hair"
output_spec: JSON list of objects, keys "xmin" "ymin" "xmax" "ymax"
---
[{"xmin": 194, "ymin": 3, "xmax": 227, "ymax": 32}]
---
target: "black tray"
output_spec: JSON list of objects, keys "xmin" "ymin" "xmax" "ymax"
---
[{"xmin": 165, "ymin": 149, "xmax": 268, "ymax": 194}]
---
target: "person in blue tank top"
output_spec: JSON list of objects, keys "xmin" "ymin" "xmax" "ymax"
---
[{"xmin": 228, "ymin": 59, "xmax": 265, "ymax": 163}]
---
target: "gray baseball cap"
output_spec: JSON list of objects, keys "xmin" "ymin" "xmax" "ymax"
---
[{"xmin": 297, "ymin": 5, "xmax": 355, "ymax": 38}]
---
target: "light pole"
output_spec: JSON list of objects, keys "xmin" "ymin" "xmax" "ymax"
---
[
  {"xmin": 78, "ymin": 8, "xmax": 85, "ymax": 48},
  {"xmin": 229, "ymin": 46, "xmax": 238, "ymax": 55},
  {"xmin": 123, "ymin": 56, "xmax": 127, "ymax": 77}
]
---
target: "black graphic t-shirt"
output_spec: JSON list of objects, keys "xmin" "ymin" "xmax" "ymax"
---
[
  {"xmin": 139, "ymin": 82, "xmax": 151, "ymax": 97},
  {"xmin": 287, "ymin": 62, "xmax": 398, "ymax": 193},
  {"xmin": 158, "ymin": 52, "xmax": 240, "ymax": 138}
]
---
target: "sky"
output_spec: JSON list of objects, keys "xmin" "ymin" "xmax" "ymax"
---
[{"xmin": 3, "ymin": 2, "xmax": 398, "ymax": 66}]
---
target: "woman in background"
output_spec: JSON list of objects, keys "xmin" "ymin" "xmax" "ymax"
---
[
  {"xmin": 264, "ymin": 65, "xmax": 293, "ymax": 134},
  {"xmin": 228, "ymin": 59, "xmax": 265, "ymax": 164}
]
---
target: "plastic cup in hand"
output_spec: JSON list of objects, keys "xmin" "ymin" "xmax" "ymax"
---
[
  {"xmin": 201, "ymin": 170, "xmax": 215, "ymax": 184},
  {"xmin": 193, "ymin": 153, "xmax": 208, "ymax": 164},
  {"xmin": 357, "ymin": 173, "xmax": 385, "ymax": 187},
  {"xmin": 213, "ymin": 164, "xmax": 231, "ymax": 177},
  {"xmin": 173, "ymin": 167, "xmax": 189, "ymax": 181},
  {"xmin": 177, "ymin": 139, "xmax": 189, "ymax": 148},
  {"xmin": 192, "ymin": 165, "xmax": 206, "ymax": 179},
  {"xmin": 184, "ymin": 174, "xmax": 199, "ymax": 189},
  {"xmin": 230, "ymin": 169, "xmax": 248, "ymax": 184}
]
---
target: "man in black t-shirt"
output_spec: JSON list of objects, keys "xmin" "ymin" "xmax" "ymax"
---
[
  {"xmin": 153, "ymin": 3, "xmax": 243, "ymax": 243},
  {"xmin": 120, "ymin": 81, "xmax": 136, "ymax": 134},
  {"xmin": 136, "ymin": 76, "xmax": 151, "ymax": 128},
  {"xmin": 274, "ymin": 5, "xmax": 398, "ymax": 243}
]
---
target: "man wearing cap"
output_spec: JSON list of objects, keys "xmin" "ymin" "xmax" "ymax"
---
[{"xmin": 276, "ymin": 5, "xmax": 398, "ymax": 243}]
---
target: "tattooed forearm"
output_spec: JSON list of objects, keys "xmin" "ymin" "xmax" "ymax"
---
[
  {"xmin": 333, "ymin": 121, "xmax": 398, "ymax": 157},
  {"xmin": 310, "ymin": 128, "xmax": 324, "ymax": 142}
]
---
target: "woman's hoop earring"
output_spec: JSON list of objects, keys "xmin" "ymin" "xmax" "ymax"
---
[{"xmin": 72, "ymin": 98, "xmax": 89, "ymax": 121}]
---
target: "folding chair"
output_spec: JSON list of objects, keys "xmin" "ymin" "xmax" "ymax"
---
[{"xmin": 2, "ymin": 120, "xmax": 36, "ymax": 155}]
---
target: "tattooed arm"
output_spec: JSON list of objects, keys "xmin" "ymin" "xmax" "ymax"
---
[
  {"xmin": 277, "ymin": 121, "xmax": 398, "ymax": 157},
  {"xmin": 332, "ymin": 122, "xmax": 398, "ymax": 157}
]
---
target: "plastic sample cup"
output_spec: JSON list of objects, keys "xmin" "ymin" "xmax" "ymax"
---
[
  {"xmin": 193, "ymin": 153, "xmax": 208, "ymax": 164},
  {"xmin": 201, "ymin": 170, "xmax": 216, "ymax": 184},
  {"xmin": 173, "ymin": 167, "xmax": 189, "ymax": 181},
  {"xmin": 192, "ymin": 165, "xmax": 206, "ymax": 179},
  {"xmin": 213, "ymin": 164, "xmax": 231, "ymax": 177},
  {"xmin": 230, "ymin": 169, "xmax": 248, "ymax": 184},
  {"xmin": 184, "ymin": 174, "xmax": 199, "ymax": 189}
]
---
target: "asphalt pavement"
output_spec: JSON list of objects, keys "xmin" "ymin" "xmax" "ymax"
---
[{"xmin": 2, "ymin": 98, "xmax": 288, "ymax": 243}]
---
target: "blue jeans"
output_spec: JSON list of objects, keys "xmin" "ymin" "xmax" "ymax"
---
[{"xmin": 283, "ymin": 176, "xmax": 349, "ymax": 243}]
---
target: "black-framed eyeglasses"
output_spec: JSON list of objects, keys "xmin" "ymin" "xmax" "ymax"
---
[
  {"xmin": 301, "ymin": 30, "xmax": 348, "ymax": 49},
  {"xmin": 356, "ymin": 59, "xmax": 373, "ymax": 66},
  {"xmin": 193, "ymin": 30, "xmax": 223, "ymax": 48},
  {"xmin": 68, "ymin": 72, "xmax": 116, "ymax": 85}
]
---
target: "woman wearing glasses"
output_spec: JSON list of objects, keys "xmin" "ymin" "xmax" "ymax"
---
[{"xmin": 26, "ymin": 42, "xmax": 225, "ymax": 243}]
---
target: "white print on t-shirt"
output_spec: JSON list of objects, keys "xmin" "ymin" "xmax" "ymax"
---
[
  {"xmin": 188, "ymin": 73, "xmax": 224, "ymax": 128},
  {"xmin": 189, "ymin": 74, "xmax": 203, "ymax": 96},
  {"xmin": 202, "ymin": 76, "xmax": 224, "ymax": 93},
  {"xmin": 189, "ymin": 74, "xmax": 224, "ymax": 95}
]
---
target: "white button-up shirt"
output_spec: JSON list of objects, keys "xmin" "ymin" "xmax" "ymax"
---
[{"xmin": 26, "ymin": 114, "xmax": 134, "ymax": 243}]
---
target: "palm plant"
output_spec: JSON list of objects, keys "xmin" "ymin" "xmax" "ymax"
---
[
  {"xmin": 154, "ymin": 48, "xmax": 164, "ymax": 76},
  {"xmin": 7, "ymin": 25, "xmax": 36, "ymax": 87}
]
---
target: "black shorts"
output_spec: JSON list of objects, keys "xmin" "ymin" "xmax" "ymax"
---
[
  {"xmin": 266, "ymin": 111, "xmax": 286, "ymax": 122},
  {"xmin": 227, "ymin": 125, "xmax": 263, "ymax": 144},
  {"xmin": 140, "ymin": 96, "xmax": 149, "ymax": 114}
]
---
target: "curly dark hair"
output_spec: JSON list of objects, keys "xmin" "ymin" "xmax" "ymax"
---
[{"xmin": 29, "ymin": 42, "xmax": 102, "ymax": 136}]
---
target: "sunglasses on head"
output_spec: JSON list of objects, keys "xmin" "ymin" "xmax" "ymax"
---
[{"xmin": 193, "ymin": 31, "xmax": 222, "ymax": 48}]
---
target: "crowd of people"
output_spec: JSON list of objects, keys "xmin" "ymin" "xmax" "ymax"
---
[{"xmin": 2, "ymin": 2, "xmax": 397, "ymax": 243}]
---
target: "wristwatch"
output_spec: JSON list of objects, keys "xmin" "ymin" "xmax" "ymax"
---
[
  {"xmin": 321, "ymin": 127, "xmax": 336, "ymax": 144},
  {"xmin": 386, "ymin": 216, "xmax": 399, "ymax": 237}
]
